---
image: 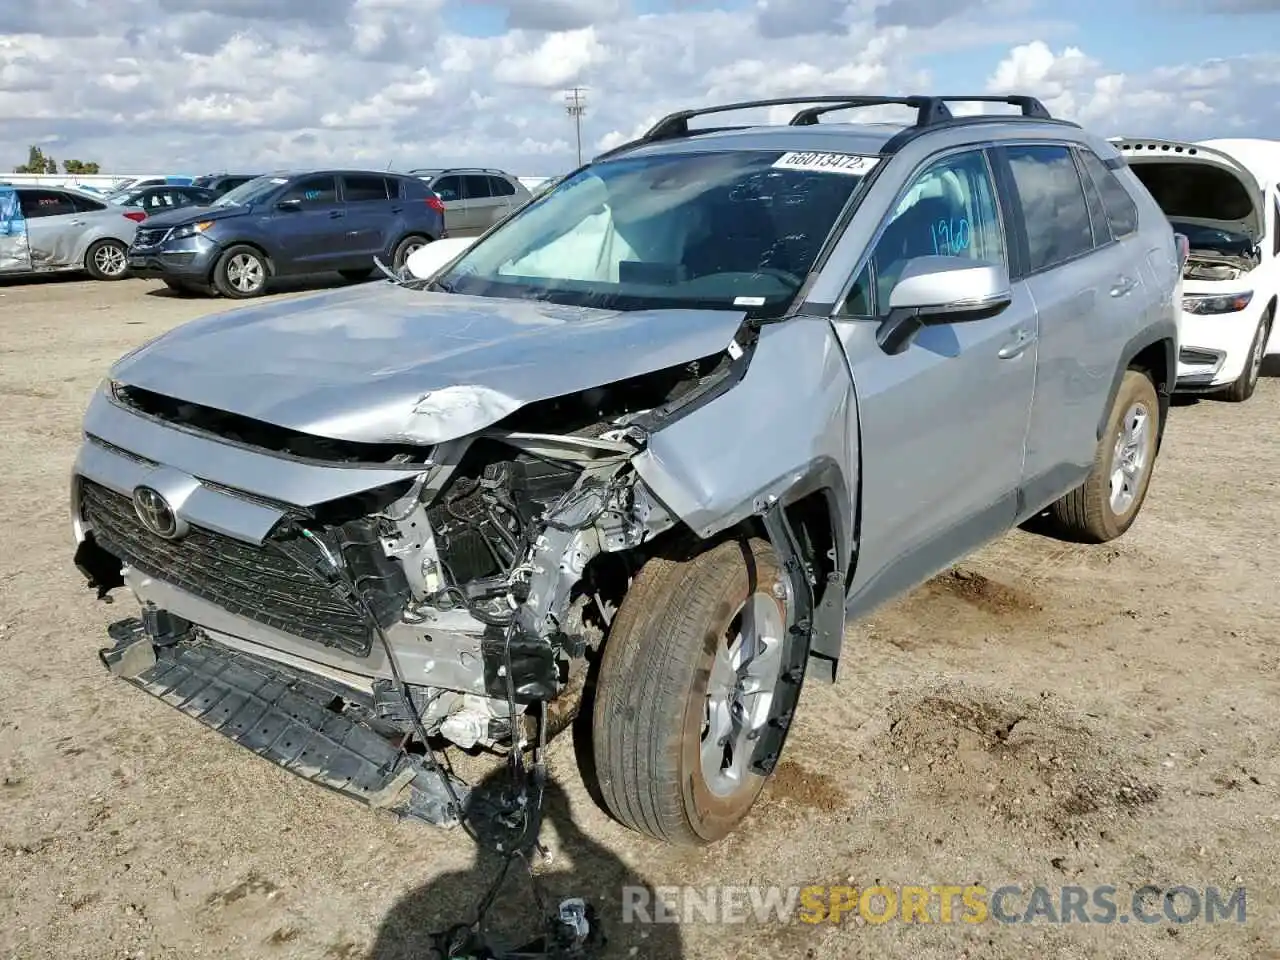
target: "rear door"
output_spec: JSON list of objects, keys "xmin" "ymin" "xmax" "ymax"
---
[
  {"xmin": 17, "ymin": 189, "xmax": 87, "ymax": 267},
  {"xmin": 0, "ymin": 185, "xmax": 30, "ymax": 273},
  {"xmin": 994, "ymin": 142, "xmax": 1142, "ymax": 513},
  {"xmin": 430, "ymin": 174, "xmax": 467, "ymax": 232},
  {"xmin": 339, "ymin": 174, "xmax": 395, "ymax": 261},
  {"xmin": 267, "ymin": 174, "xmax": 349, "ymax": 272},
  {"xmin": 485, "ymin": 174, "xmax": 519, "ymax": 222},
  {"xmin": 462, "ymin": 174, "xmax": 505, "ymax": 233}
]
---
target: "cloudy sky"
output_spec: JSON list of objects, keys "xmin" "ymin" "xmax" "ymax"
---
[{"xmin": 1, "ymin": 0, "xmax": 1278, "ymax": 177}]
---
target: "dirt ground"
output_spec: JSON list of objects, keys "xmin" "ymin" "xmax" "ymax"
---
[{"xmin": 1, "ymin": 272, "xmax": 1278, "ymax": 960}]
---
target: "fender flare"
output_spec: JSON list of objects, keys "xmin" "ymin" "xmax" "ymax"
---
[{"xmin": 1097, "ymin": 322, "xmax": 1177, "ymax": 447}]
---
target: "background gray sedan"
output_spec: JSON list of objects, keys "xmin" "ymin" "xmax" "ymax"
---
[{"xmin": 0, "ymin": 185, "xmax": 140, "ymax": 281}]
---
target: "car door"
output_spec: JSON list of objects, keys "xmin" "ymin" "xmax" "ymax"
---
[
  {"xmin": 339, "ymin": 174, "xmax": 394, "ymax": 261},
  {"xmin": 0, "ymin": 185, "xmax": 31, "ymax": 273},
  {"xmin": 485, "ymin": 174, "xmax": 519, "ymax": 222},
  {"xmin": 994, "ymin": 143, "xmax": 1142, "ymax": 513},
  {"xmin": 267, "ymin": 174, "xmax": 349, "ymax": 273},
  {"xmin": 830, "ymin": 147, "xmax": 1039, "ymax": 617},
  {"xmin": 17, "ymin": 189, "xmax": 86, "ymax": 267},
  {"xmin": 430, "ymin": 175, "xmax": 466, "ymax": 233},
  {"xmin": 462, "ymin": 174, "xmax": 504, "ymax": 233}
]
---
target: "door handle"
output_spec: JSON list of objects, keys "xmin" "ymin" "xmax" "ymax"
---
[
  {"xmin": 390, "ymin": 206, "xmax": 403, "ymax": 213},
  {"xmin": 997, "ymin": 329, "xmax": 1036, "ymax": 360},
  {"xmin": 329, "ymin": 210, "xmax": 344, "ymax": 219},
  {"xmin": 1110, "ymin": 275, "xmax": 1137, "ymax": 297},
  {"xmin": 69, "ymin": 219, "xmax": 86, "ymax": 226}
]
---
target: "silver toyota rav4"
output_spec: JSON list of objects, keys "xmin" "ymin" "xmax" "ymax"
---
[{"xmin": 73, "ymin": 94, "xmax": 1181, "ymax": 847}]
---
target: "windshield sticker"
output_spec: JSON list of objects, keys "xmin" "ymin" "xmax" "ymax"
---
[
  {"xmin": 269, "ymin": 178, "xmax": 288, "ymax": 184},
  {"xmin": 772, "ymin": 152, "xmax": 879, "ymax": 176},
  {"xmin": 733, "ymin": 295, "xmax": 767, "ymax": 306}
]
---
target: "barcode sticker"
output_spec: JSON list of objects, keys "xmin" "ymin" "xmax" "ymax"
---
[{"xmin": 771, "ymin": 152, "xmax": 879, "ymax": 176}]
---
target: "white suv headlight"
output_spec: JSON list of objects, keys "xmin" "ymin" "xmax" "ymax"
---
[{"xmin": 1182, "ymin": 292, "xmax": 1253, "ymax": 315}]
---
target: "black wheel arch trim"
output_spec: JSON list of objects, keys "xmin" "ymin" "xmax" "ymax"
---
[{"xmin": 1098, "ymin": 323, "xmax": 1177, "ymax": 447}]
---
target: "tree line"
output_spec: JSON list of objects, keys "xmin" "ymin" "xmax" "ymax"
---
[{"xmin": 12, "ymin": 145, "xmax": 101, "ymax": 175}]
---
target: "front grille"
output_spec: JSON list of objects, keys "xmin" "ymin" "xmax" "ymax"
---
[
  {"xmin": 79, "ymin": 479, "xmax": 409, "ymax": 657},
  {"xmin": 133, "ymin": 227, "xmax": 169, "ymax": 248}
]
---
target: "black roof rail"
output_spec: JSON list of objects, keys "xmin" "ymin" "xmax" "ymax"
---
[
  {"xmin": 789, "ymin": 96, "xmax": 952, "ymax": 127},
  {"xmin": 935, "ymin": 95, "xmax": 1052, "ymax": 119},
  {"xmin": 642, "ymin": 96, "xmax": 922, "ymax": 143}
]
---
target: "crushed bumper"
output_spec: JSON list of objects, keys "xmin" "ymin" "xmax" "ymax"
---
[{"xmin": 99, "ymin": 618, "xmax": 469, "ymax": 828}]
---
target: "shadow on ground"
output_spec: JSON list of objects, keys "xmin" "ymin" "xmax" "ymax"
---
[{"xmin": 369, "ymin": 765, "xmax": 683, "ymax": 960}]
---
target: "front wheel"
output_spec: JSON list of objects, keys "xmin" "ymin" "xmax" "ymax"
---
[
  {"xmin": 1048, "ymin": 369, "xmax": 1160, "ymax": 543},
  {"xmin": 212, "ymin": 245, "xmax": 268, "ymax": 298},
  {"xmin": 1219, "ymin": 309, "xmax": 1272, "ymax": 403},
  {"xmin": 591, "ymin": 537, "xmax": 797, "ymax": 845},
  {"xmin": 84, "ymin": 239, "xmax": 128, "ymax": 281}
]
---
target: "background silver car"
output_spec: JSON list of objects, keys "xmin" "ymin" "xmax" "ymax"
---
[
  {"xmin": 407, "ymin": 167, "xmax": 532, "ymax": 235},
  {"xmin": 0, "ymin": 185, "xmax": 140, "ymax": 281}
]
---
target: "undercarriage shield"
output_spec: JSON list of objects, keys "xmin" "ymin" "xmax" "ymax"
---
[{"xmin": 99, "ymin": 619, "xmax": 469, "ymax": 827}]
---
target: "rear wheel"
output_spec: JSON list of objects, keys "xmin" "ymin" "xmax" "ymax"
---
[
  {"xmin": 84, "ymin": 239, "xmax": 128, "ymax": 281},
  {"xmin": 212, "ymin": 245, "xmax": 268, "ymax": 298},
  {"xmin": 1219, "ymin": 307, "xmax": 1272, "ymax": 403},
  {"xmin": 592, "ymin": 537, "xmax": 796, "ymax": 845},
  {"xmin": 392, "ymin": 235, "xmax": 428, "ymax": 271},
  {"xmin": 1048, "ymin": 369, "xmax": 1160, "ymax": 543}
]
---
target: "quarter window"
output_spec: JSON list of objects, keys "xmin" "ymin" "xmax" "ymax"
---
[
  {"xmin": 1006, "ymin": 144, "xmax": 1095, "ymax": 272},
  {"xmin": 1078, "ymin": 148, "xmax": 1139, "ymax": 239},
  {"xmin": 843, "ymin": 149, "xmax": 1006, "ymax": 317}
]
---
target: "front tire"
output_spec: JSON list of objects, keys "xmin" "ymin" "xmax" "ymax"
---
[
  {"xmin": 84, "ymin": 239, "xmax": 128, "ymax": 281},
  {"xmin": 1219, "ymin": 308, "xmax": 1272, "ymax": 403},
  {"xmin": 1049, "ymin": 369, "xmax": 1160, "ymax": 543},
  {"xmin": 212, "ymin": 245, "xmax": 268, "ymax": 299},
  {"xmin": 592, "ymin": 537, "xmax": 795, "ymax": 845}
]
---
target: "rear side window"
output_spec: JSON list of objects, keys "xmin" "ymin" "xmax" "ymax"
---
[
  {"xmin": 343, "ymin": 175, "xmax": 390, "ymax": 202},
  {"xmin": 1005, "ymin": 144, "xmax": 1094, "ymax": 272},
  {"xmin": 1078, "ymin": 148, "xmax": 1139, "ymax": 238},
  {"xmin": 18, "ymin": 190, "xmax": 77, "ymax": 218},
  {"xmin": 462, "ymin": 175, "xmax": 493, "ymax": 200},
  {"xmin": 487, "ymin": 175, "xmax": 516, "ymax": 197},
  {"xmin": 70, "ymin": 193, "xmax": 106, "ymax": 213}
]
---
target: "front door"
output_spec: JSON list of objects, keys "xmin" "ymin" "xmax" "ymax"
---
[
  {"xmin": 17, "ymin": 189, "xmax": 86, "ymax": 268},
  {"xmin": 830, "ymin": 147, "xmax": 1039, "ymax": 617},
  {"xmin": 0, "ymin": 186, "xmax": 30, "ymax": 274},
  {"xmin": 430, "ymin": 175, "xmax": 467, "ymax": 233},
  {"xmin": 268, "ymin": 175, "xmax": 350, "ymax": 272}
]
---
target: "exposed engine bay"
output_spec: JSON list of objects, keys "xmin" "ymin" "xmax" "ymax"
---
[
  {"xmin": 87, "ymin": 347, "xmax": 744, "ymax": 755},
  {"xmin": 1184, "ymin": 249, "xmax": 1259, "ymax": 282}
]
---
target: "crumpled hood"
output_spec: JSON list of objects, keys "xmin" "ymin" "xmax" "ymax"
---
[{"xmin": 109, "ymin": 282, "xmax": 747, "ymax": 444}]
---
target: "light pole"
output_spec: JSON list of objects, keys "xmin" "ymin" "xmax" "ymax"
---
[{"xmin": 565, "ymin": 87, "xmax": 587, "ymax": 167}]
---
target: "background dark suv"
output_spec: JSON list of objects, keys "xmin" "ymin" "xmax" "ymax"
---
[{"xmin": 125, "ymin": 169, "xmax": 447, "ymax": 298}]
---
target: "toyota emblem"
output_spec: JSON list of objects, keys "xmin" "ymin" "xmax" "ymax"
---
[{"xmin": 132, "ymin": 486, "xmax": 179, "ymax": 539}]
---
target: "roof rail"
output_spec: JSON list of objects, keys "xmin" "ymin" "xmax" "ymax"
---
[{"xmin": 597, "ymin": 93, "xmax": 1058, "ymax": 161}]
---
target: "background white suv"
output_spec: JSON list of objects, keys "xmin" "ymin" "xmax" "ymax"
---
[{"xmin": 1116, "ymin": 137, "xmax": 1279, "ymax": 402}]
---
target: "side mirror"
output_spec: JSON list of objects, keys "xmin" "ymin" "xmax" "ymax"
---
[
  {"xmin": 276, "ymin": 198, "xmax": 302, "ymax": 211},
  {"xmin": 877, "ymin": 256, "xmax": 1013, "ymax": 356}
]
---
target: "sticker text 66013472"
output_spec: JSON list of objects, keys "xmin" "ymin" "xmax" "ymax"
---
[{"xmin": 771, "ymin": 152, "xmax": 880, "ymax": 176}]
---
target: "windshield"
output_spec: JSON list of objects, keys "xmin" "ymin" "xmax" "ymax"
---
[
  {"xmin": 434, "ymin": 149, "xmax": 872, "ymax": 317},
  {"xmin": 213, "ymin": 175, "xmax": 286, "ymax": 207}
]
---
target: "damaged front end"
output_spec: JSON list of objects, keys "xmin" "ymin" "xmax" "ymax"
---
[{"xmin": 77, "ymin": 340, "xmax": 748, "ymax": 827}]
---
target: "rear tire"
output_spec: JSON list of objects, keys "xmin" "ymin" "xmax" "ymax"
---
[
  {"xmin": 212, "ymin": 245, "xmax": 268, "ymax": 299},
  {"xmin": 392, "ymin": 235, "xmax": 428, "ymax": 271},
  {"xmin": 339, "ymin": 267, "xmax": 374, "ymax": 282},
  {"xmin": 84, "ymin": 239, "xmax": 128, "ymax": 281},
  {"xmin": 1218, "ymin": 308, "xmax": 1272, "ymax": 403},
  {"xmin": 1049, "ymin": 369, "xmax": 1160, "ymax": 543},
  {"xmin": 591, "ymin": 537, "xmax": 795, "ymax": 846}
]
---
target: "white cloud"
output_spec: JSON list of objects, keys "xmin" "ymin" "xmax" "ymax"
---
[{"xmin": 0, "ymin": 2, "xmax": 1277, "ymax": 177}]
